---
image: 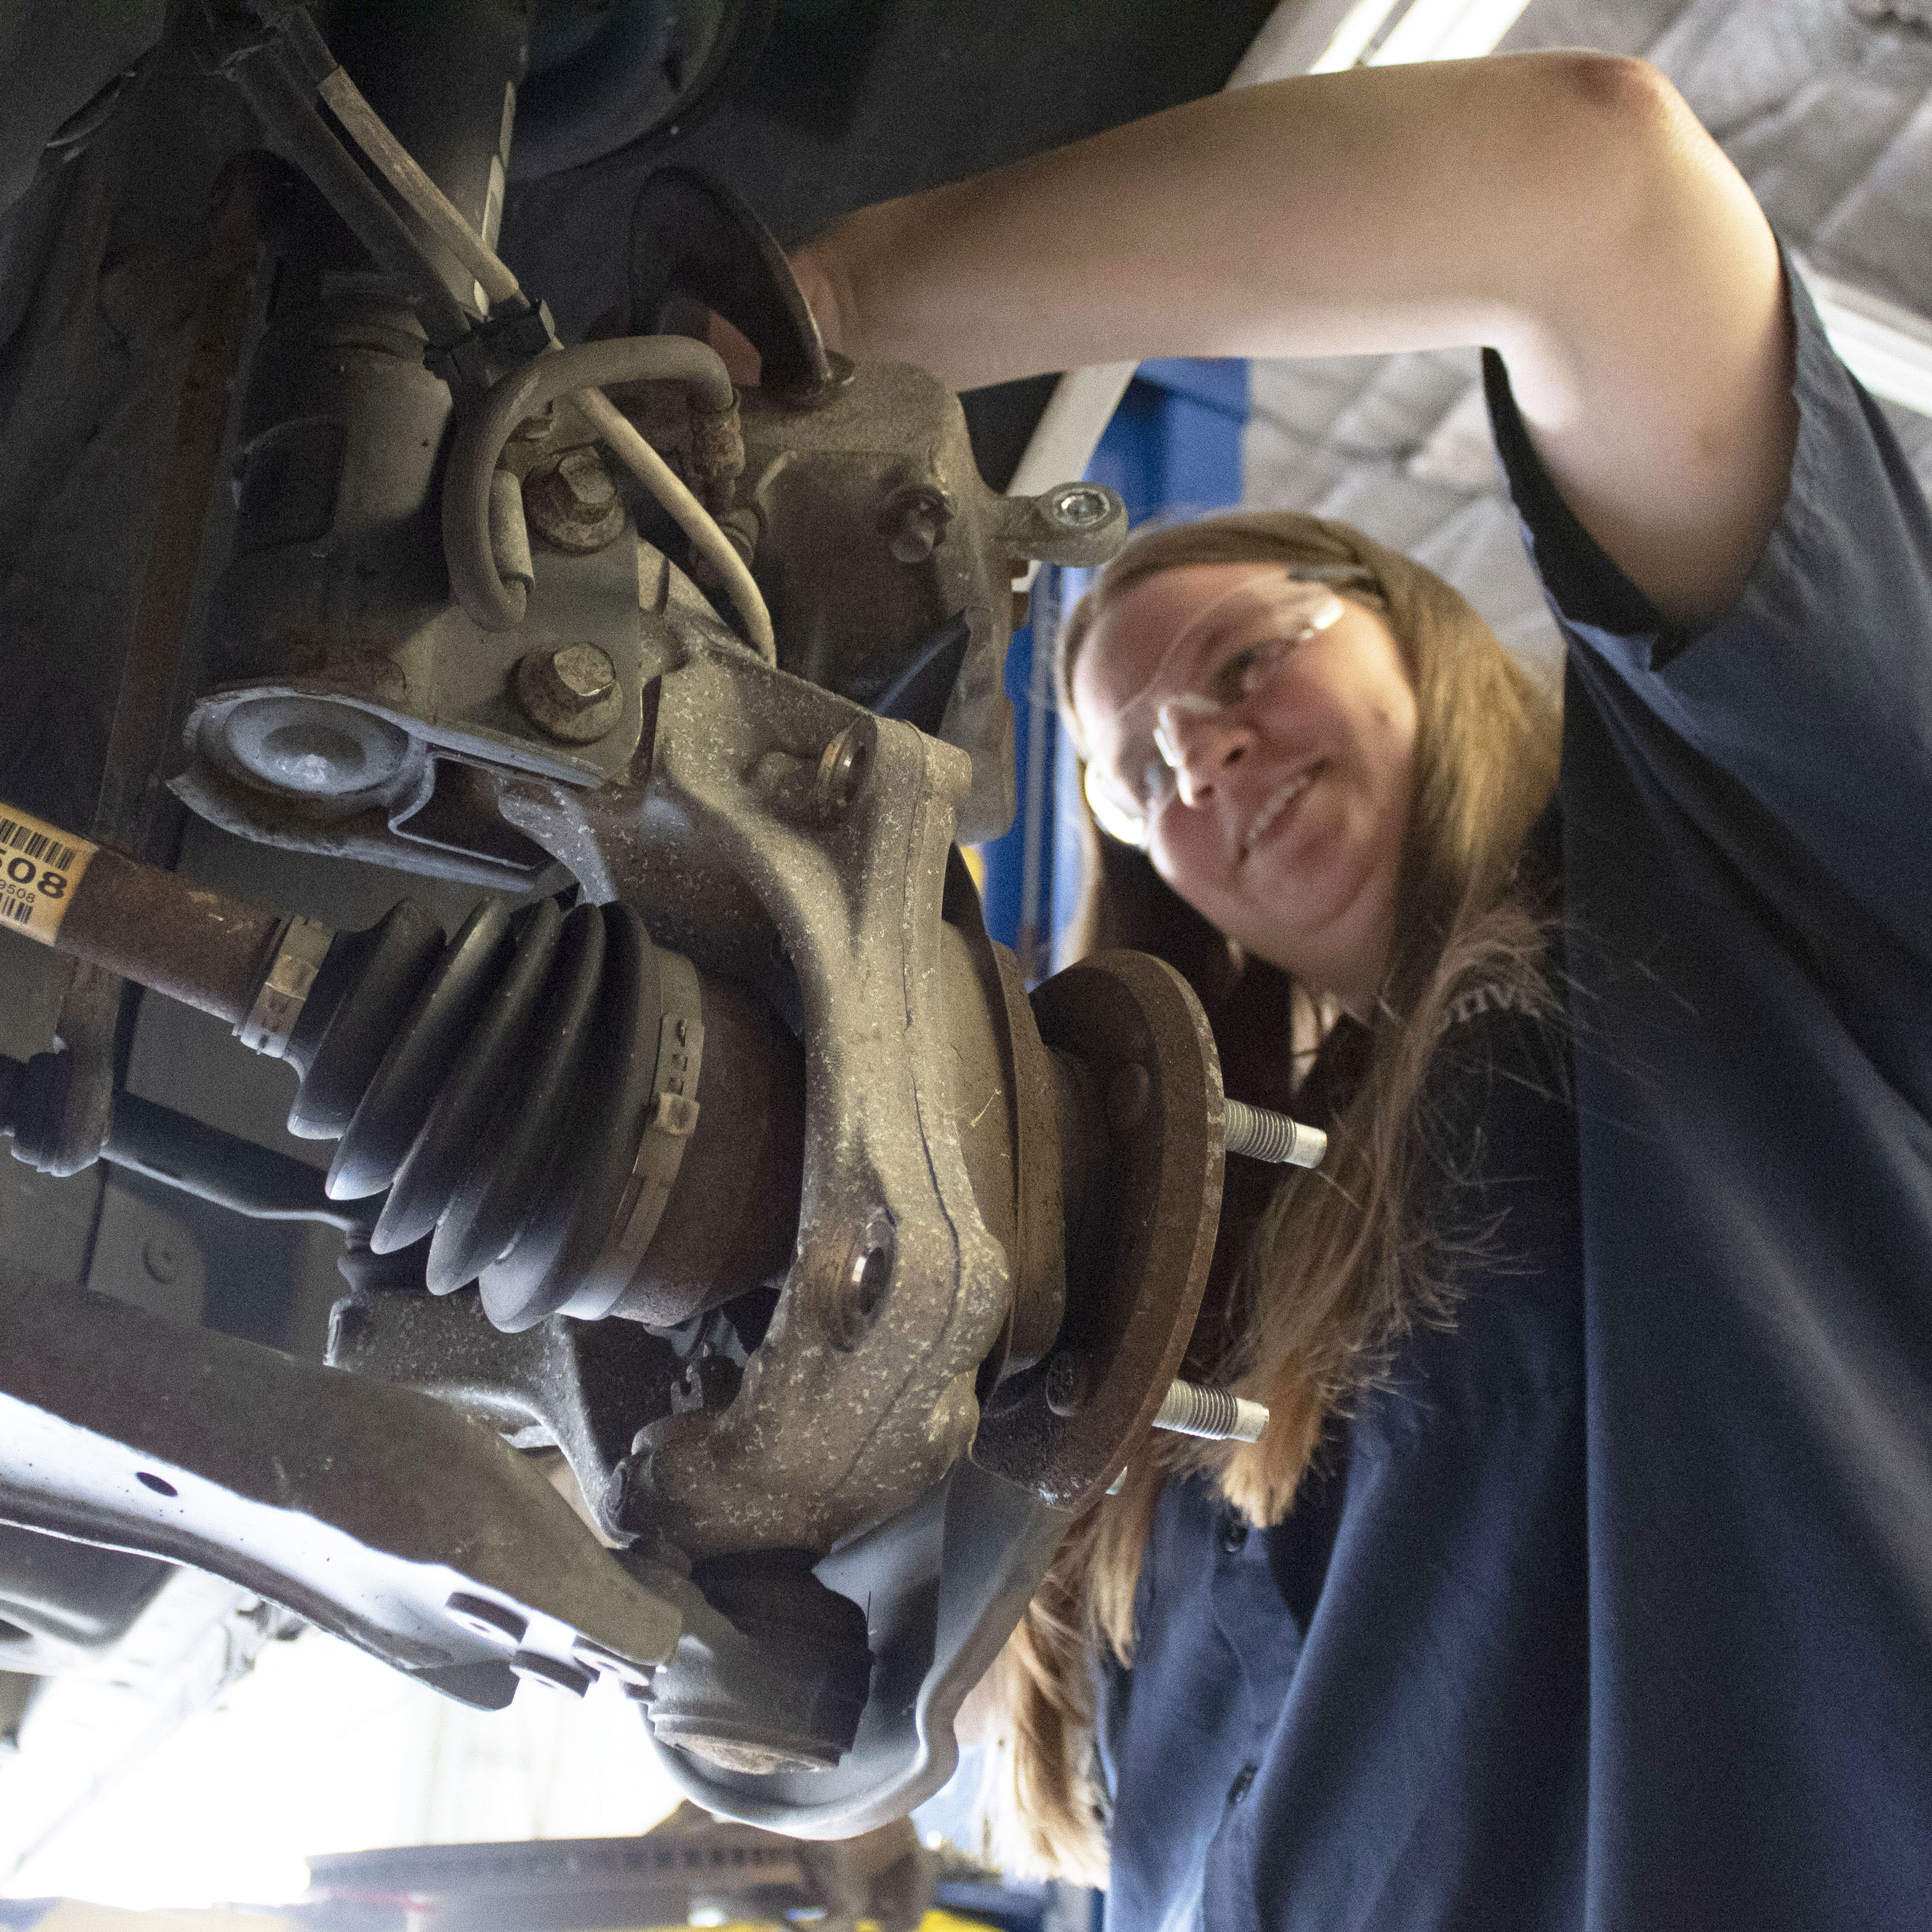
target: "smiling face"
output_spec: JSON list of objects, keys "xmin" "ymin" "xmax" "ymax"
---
[{"xmin": 1071, "ymin": 562, "xmax": 1420, "ymax": 1006}]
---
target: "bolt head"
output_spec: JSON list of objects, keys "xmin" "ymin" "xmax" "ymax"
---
[
  {"xmin": 513, "ymin": 645, "xmax": 623, "ymax": 744},
  {"xmin": 523, "ymin": 446, "xmax": 625, "ymax": 553},
  {"xmin": 555, "ymin": 446, "xmax": 616, "ymax": 509},
  {"xmin": 549, "ymin": 643, "xmax": 616, "ymax": 708},
  {"xmin": 876, "ymin": 483, "xmax": 955, "ymax": 564},
  {"xmin": 1048, "ymin": 483, "xmax": 1114, "ymax": 530}
]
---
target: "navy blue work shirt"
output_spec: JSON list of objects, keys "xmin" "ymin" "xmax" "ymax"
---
[{"xmin": 1099, "ymin": 266, "xmax": 1932, "ymax": 1930}]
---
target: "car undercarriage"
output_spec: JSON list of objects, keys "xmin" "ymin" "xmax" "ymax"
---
[{"xmin": 0, "ymin": 0, "xmax": 1308, "ymax": 1843}]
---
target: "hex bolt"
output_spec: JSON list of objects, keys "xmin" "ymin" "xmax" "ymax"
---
[
  {"xmin": 1047, "ymin": 483, "xmax": 1116, "ymax": 530},
  {"xmin": 1152, "ymin": 1378, "xmax": 1269, "ymax": 1444},
  {"xmin": 523, "ymin": 445, "xmax": 625, "ymax": 554},
  {"xmin": 513, "ymin": 643, "xmax": 623, "ymax": 745},
  {"xmin": 1223, "ymin": 1097, "xmax": 1328, "ymax": 1169},
  {"xmin": 552, "ymin": 643, "xmax": 616, "ymax": 708}
]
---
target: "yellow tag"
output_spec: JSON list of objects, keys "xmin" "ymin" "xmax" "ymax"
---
[{"xmin": 0, "ymin": 806, "xmax": 94, "ymax": 944}]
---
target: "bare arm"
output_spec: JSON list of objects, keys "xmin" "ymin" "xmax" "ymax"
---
[{"xmin": 793, "ymin": 53, "xmax": 1795, "ymax": 624}]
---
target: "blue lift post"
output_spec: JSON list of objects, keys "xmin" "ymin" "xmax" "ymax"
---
[
  {"xmin": 976, "ymin": 358, "xmax": 1250, "ymax": 972},
  {"xmin": 932, "ymin": 358, "xmax": 1250, "ymax": 1932}
]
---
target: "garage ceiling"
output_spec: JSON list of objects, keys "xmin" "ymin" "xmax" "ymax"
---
[{"xmin": 1242, "ymin": 0, "xmax": 1932, "ymax": 677}]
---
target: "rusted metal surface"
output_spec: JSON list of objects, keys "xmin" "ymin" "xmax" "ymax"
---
[
  {"xmin": 0, "ymin": 14, "xmax": 1177, "ymax": 1837},
  {"xmin": 8, "ymin": 958, "xmax": 119, "ymax": 1177},
  {"xmin": 523, "ymin": 446, "xmax": 627, "ymax": 555},
  {"xmin": 733, "ymin": 360, "xmax": 1122, "ymax": 844},
  {"xmin": 325, "ymin": 1280, "xmax": 678, "ymax": 1533},
  {"xmin": 55, "ymin": 842, "xmax": 283, "ymax": 1026},
  {"xmin": 974, "ymin": 952, "xmax": 1226, "ymax": 1511}
]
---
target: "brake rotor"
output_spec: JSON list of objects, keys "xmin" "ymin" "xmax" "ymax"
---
[{"xmin": 973, "ymin": 949, "xmax": 1226, "ymax": 1510}]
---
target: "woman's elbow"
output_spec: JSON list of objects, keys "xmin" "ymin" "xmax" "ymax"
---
[
  {"xmin": 1538, "ymin": 50, "xmax": 1687, "ymax": 141},
  {"xmin": 1519, "ymin": 51, "xmax": 1739, "ymax": 258}
]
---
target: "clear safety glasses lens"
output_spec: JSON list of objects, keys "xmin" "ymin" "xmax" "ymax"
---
[{"xmin": 1082, "ymin": 576, "xmax": 1353, "ymax": 847}]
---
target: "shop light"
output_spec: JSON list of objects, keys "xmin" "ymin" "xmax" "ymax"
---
[{"xmin": 1310, "ymin": 0, "xmax": 1534, "ymax": 72}]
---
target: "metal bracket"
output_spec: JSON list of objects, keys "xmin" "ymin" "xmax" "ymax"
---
[
  {"xmin": 0, "ymin": 1263, "xmax": 682, "ymax": 1706},
  {"xmin": 618, "ymin": 637, "xmax": 1010, "ymax": 1555}
]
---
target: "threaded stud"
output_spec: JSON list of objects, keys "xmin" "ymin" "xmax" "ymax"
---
[
  {"xmin": 1152, "ymin": 1378, "xmax": 1268, "ymax": 1444},
  {"xmin": 1223, "ymin": 1096, "xmax": 1326, "ymax": 1169}
]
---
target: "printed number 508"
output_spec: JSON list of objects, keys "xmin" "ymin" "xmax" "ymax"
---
[{"xmin": 4, "ymin": 856, "xmax": 65, "ymax": 898}]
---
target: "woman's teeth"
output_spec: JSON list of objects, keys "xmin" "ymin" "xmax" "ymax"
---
[{"xmin": 1242, "ymin": 770, "xmax": 1314, "ymax": 855}]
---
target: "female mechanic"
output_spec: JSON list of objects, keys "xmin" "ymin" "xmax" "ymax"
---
[{"xmin": 742, "ymin": 50, "xmax": 1932, "ymax": 1931}]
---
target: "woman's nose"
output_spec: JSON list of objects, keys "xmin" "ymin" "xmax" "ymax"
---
[{"xmin": 1161, "ymin": 704, "xmax": 1250, "ymax": 808}]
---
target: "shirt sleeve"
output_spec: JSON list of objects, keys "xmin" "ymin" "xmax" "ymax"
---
[{"xmin": 1483, "ymin": 253, "xmax": 1932, "ymax": 966}]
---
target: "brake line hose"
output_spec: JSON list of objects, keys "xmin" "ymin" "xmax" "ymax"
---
[
  {"xmin": 270, "ymin": 21, "xmax": 776, "ymax": 659},
  {"xmin": 441, "ymin": 334, "xmax": 773, "ymax": 662}
]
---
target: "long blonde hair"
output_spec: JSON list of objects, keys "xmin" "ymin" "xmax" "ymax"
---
[{"xmin": 984, "ymin": 511, "xmax": 1563, "ymax": 1882}]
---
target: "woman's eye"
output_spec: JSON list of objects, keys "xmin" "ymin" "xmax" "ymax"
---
[{"xmin": 1213, "ymin": 635, "xmax": 1291, "ymax": 701}]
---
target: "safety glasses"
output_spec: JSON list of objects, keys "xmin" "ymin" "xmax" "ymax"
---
[{"xmin": 1079, "ymin": 568, "xmax": 1376, "ymax": 849}]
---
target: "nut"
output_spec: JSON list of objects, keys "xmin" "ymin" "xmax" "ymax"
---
[
  {"xmin": 513, "ymin": 644, "xmax": 624, "ymax": 744},
  {"xmin": 523, "ymin": 446, "xmax": 625, "ymax": 554}
]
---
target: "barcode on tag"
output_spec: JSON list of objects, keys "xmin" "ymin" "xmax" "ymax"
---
[
  {"xmin": 0, "ymin": 817, "xmax": 78, "ymax": 873},
  {"xmin": 0, "ymin": 805, "xmax": 95, "ymax": 946}
]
